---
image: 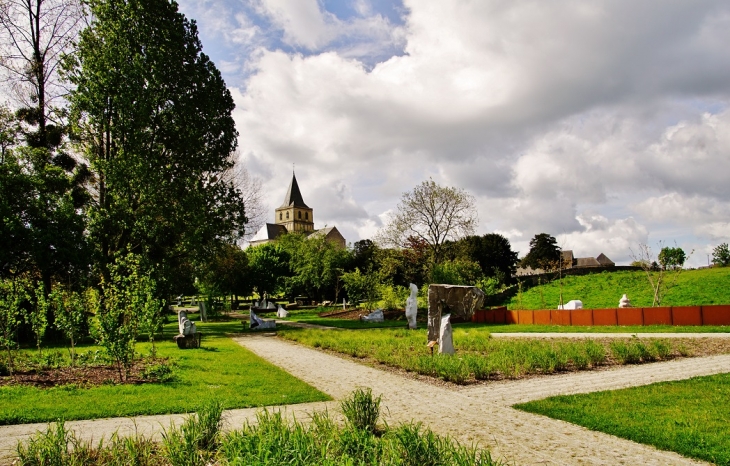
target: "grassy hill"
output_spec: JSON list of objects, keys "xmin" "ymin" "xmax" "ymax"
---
[{"xmin": 507, "ymin": 267, "xmax": 730, "ymax": 310}]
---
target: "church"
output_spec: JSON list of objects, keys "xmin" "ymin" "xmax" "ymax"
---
[{"xmin": 249, "ymin": 172, "xmax": 346, "ymax": 248}]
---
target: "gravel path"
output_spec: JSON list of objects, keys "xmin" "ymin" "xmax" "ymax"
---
[{"xmin": 3, "ymin": 333, "xmax": 730, "ymax": 465}]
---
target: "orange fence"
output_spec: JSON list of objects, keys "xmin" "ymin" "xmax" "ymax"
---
[{"xmin": 471, "ymin": 305, "xmax": 730, "ymax": 326}]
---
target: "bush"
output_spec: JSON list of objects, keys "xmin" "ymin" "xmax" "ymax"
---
[{"xmin": 141, "ymin": 361, "xmax": 174, "ymax": 382}]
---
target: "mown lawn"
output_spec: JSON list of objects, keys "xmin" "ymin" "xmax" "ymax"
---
[
  {"xmin": 0, "ymin": 319, "xmax": 328, "ymax": 425},
  {"xmin": 514, "ymin": 373, "xmax": 730, "ymax": 465},
  {"xmin": 509, "ymin": 267, "xmax": 730, "ymax": 309},
  {"xmin": 273, "ymin": 308, "xmax": 409, "ymax": 329}
]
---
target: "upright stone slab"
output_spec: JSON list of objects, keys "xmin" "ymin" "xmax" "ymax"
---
[
  {"xmin": 427, "ymin": 284, "xmax": 485, "ymax": 342},
  {"xmin": 439, "ymin": 314, "xmax": 454, "ymax": 355}
]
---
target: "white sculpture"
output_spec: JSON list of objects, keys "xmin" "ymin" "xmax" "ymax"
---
[
  {"xmin": 405, "ymin": 283, "xmax": 418, "ymax": 329},
  {"xmin": 250, "ymin": 309, "xmax": 275, "ymax": 329},
  {"xmin": 178, "ymin": 310, "xmax": 196, "ymax": 335},
  {"xmin": 361, "ymin": 309, "xmax": 384, "ymax": 322},
  {"xmin": 619, "ymin": 294, "xmax": 632, "ymax": 308},
  {"xmin": 267, "ymin": 301, "xmax": 277, "ymax": 310},
  {"xmin": 343, "ymin": 298, "xmax": 347, "ymax": 310},
  {"xmin": 439, "ymin": 314, "xmax": 454, "ymax": 355},
  {"xmin": 558, "ymin": 300, "xmax": 583, "ymax": 310},
  {"xmin": 277, "ymin": 305, "xmax": 288, "ymax": 318}
]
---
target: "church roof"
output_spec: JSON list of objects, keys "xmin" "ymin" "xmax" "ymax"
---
[
  {"xmin": 250, "ymin": 223, "xmax": 287, "ymax": 243},
  {"xmin": 280, "ymin": 172, "xmax": 310, "ymax": 209}
]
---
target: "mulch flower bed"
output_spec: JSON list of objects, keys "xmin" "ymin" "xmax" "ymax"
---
[{"xmin": 0, "ymin": 359, "xmax": 170, "ymax": 389}]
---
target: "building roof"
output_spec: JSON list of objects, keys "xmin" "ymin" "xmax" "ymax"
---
[
  {"xmin": 279, "ymin": 172, "xmax": 310, "ymax": 209},
  {"xmin": 596, "ymin": 253, "xmax": 615, "ymax": 266},
  {"xmin": 575, "ymin": 257, "xmax": 601, "ymax": 267},
  {"xmin": 249, "ymin": 223, "xmax": 287, "ymax": 244}
]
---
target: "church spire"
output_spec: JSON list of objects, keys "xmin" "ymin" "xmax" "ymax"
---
[{"xmin": 280, "ymin": 171, "xmax": 309, "ymax": 209}]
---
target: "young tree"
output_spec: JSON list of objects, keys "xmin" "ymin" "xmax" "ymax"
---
[
  {"xmin": 712, "ymin": 243, "xmax": 730, "ymax": 267},
  {"xmin": 378, "ymin": 179, "xmax": 477, "ymax": 264},
  {"xmin": 520, "ymin": 233, "xmax": 561, "ymax": 270},
  {"xmin": 0, "ymin": 276, "xmax": 30, "ymax": 374},
  {"xmin": 64, "ymin": 0, "xmax": 246, "ymax": 292},
  {"xmin": 52, "ymin": 287, "xmax": 87, "ymax": 363},
  {"xmin": 631, "ymin": 242, "xmax": 693, "ymax": 307}
]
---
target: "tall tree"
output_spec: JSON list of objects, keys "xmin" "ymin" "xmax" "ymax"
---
[
  {"xmin": 378, "ymin": 179, "xmax": 477, "ymax": 264},
  {"xmin": 521, "ymin": 233, "xmax": 560, "ymax": 270},
  {"xmin": 64, "ymin": 0, "xmax": 247, "ymax": 290},
  {"xmin": 0, "ymin": 1, "xmax": 90, "ymax": 296},
  {"xmin": 456, "ymin": 233, "xmax": 518, "ymax": 285}
]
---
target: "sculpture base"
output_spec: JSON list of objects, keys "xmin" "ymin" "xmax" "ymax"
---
[{"xmin": 174, "ymin": 333, "xmax": 201, "ymax": 349}]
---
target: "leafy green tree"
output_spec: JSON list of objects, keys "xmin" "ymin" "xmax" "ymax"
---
[
  {"xmin": 92, "ymin": 253, "xmax": 161, "ymax": 380},
  {"xmin": 712, "ymin": 243, "xmax": 730, "ymax": 267},
  {"xmin": 246, "ymin": 243, "xmax": 290, "ymax": 298},
  {"xmin": 341, "ymin": 268, "xmax": 380, "ymax": 310},
  {"xmin": 30, "ymin": 283, "xmax": 49, "ymax": 354},
  {"xmin": 521, "ymin": 233, "xmax": 561, "ymax": 270},
  {"xmin": 278, "ymin": 232, "xmax": 352, "ymax": 302},
  {"xmin": 0, "ymin": 277, "xmax": 31, "ymax": 374},
  {"xmin": 202, "ymin": 244, "xmax": 251, "ymax": 300},
  {"xmin": 431, "ymin": 259, "xmax": 483, "ymax": 286},
  {"xmin": 52, "ymin": 288, "xmax": 88, "ymax": 363},
  {"xmin": 658, "ymin": 246, "xmax": 686, "ymax": 270},
  {"xmin": 64, "ymin": 0, "xmax": 246, "ymax": 297},
  {"xmin": 447, "ymin": 233, "xmax": 518, "ymax": 285}
]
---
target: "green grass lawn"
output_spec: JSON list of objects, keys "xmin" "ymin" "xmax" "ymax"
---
[
  {"xmin": 509, "ymin": 267, "xmax": 730, "ymax": 309},
  {"xmin": 514, "ymin": 373, "xmax": 730, "ymax": 465},
  {"xmin": 0, "ymin": 319, "xmax": 328, "ymax": 425}
]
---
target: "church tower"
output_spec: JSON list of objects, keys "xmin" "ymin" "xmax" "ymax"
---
[{"xmin": 275, "ymin": 172, "xmax": 314, "ymax": 233}]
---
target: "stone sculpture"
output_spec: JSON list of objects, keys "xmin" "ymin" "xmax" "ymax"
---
[
  {"xmin": 174, "ymin": 310, "xmax": 200, "ymax": 349},
  {"xmin": 198, "ymin": 301, "xmax": 208, "ymax": 322},
  {"xmin": 267, "ymin": 301, "xmax": 277, "ymax": 310},
  {"xmin": 405, "ymin": 283, "xmax": 418, "ymax": 329},
  {"xmin": 277, "ymin": 305, "xmax": 288, "ymax": 318},
  {"xmin": 427, "ymin": 284, "xmax": 485, "ymax": 342},
  {"xmin": 619, "ymin": 294, "xmax": 632, "ymax": 308},
  {"xmin": 361, "ymin": 309, "xmax": 384, "ymax": 322},
  {"xmin": 558, "ymin": 300, "xmax": 583, "ymax": 310},
  {"xmin": 250, "ymin": 309, "xmax": 276, "ymax": 330},
  {"xmin": 439, "ymin": 314, "xmax": 454, "ymax": 355}
]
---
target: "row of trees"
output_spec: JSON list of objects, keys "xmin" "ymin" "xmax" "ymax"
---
[{"xmin": 0, "ymin": 0, "xmax": 250, "ymax": 377}]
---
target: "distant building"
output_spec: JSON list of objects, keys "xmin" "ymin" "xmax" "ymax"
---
[
  {"xmin": 249, "ymin": 172, "xmax": 346, "ymax": 248},
  {"xmin": 516, "ymin": 251, "xmax": 615, "ymax": 276}
]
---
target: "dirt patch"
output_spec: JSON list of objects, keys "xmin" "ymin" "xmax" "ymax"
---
[{"xmin": 0, "ymin": 359, "xmax": 171, "ymax": 389}]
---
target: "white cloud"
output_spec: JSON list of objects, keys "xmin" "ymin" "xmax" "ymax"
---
[{"xmin": 227, "ymin": 0, "xmax": 730, "ymax": 258}]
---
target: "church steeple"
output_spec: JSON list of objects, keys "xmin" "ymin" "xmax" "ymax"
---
[
  {"xmin": 275, "ymin": 171, "xmax": 314, "ymax": 233},
  {"xmin": 280, "ymin": 172, "xmax": 310, "ymax": 209}
]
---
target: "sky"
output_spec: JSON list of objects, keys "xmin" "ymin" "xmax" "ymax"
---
[{"xmin": 177, "ymin": 0, "xmax": 730, "ymax": 266}]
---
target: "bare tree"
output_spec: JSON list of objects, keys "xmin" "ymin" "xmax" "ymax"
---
[
  {"xmin": 223, "ymin": 155, "xmax": 267, "ymax": 241},
  {"xmin": 0, "ymin": 0, "xmax": 83, "ymax": 130},
  {"xmin": 630, "ymin": 241, "xmax": 693, "ymax": 307},
  {"xmin": 377, "ymin": 179, "xmax": 477, "ymax": 263}
]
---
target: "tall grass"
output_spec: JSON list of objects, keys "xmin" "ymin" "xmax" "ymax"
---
[
  {"xmin": 16, "ymin": 390, "xmax": 502, "ymax": 466},
  {"xmin": 280, "ymin": 327, "xmax": 687, "ymax": 384}
]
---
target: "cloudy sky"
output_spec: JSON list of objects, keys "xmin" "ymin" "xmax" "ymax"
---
[{"xmin": 177, "ymin": 0, "xmax": 730, "ymax": 266}]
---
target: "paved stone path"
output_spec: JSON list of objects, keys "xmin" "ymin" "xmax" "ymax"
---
[{"xmin": 3, "ymin": 333, "xmax": 730, "ymax": 465}]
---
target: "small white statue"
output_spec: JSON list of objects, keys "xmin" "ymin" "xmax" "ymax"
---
[
  {"xmin": 439, "ymin": 314, "xmax": 454, "ymax": 355},
  {"xmin": 619, "ymin": 294, "xmax": 632, "ymax": 308},
  {"xmin": 277, "ymin": 305, "xmax": 288, "ymax": 318},
  {"xmin": 343, "ymin": 298, "xmax": 347, "ymax": 310},
  {"xmin": 361, "ymin": 309, "xmax": 384, "ymax": 322},
  {"xmin": 558, "ymin": 300, "xmax": 583, "ymax": 310},
  {"xmin": 405, "ymin": 283, "xmax": 418, "ymax": 329}
]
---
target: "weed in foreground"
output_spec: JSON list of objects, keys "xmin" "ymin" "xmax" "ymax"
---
[{"xmin": 340, "ymin": 387, "xmax": 382, "ymax": 433}]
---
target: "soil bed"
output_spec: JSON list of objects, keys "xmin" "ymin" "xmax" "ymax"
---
[{"xmin": 0, "ymin": 359, "xmax": 170, "ymax": 389}]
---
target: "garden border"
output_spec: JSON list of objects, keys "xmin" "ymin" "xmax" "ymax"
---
[{"xmin": 472, "ymin": 304, "xmax": 730, "ymax": 326}]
